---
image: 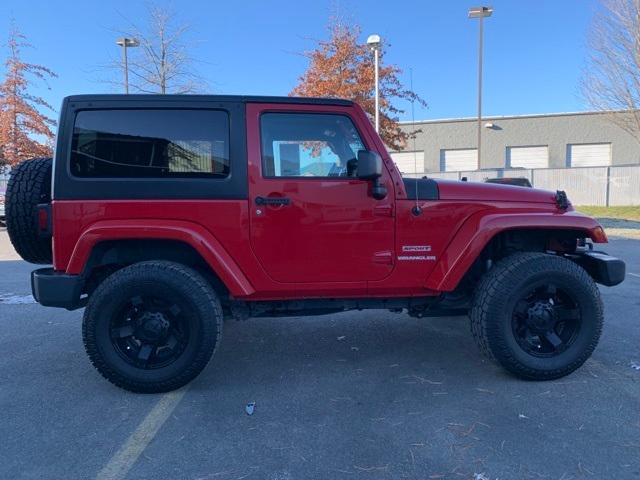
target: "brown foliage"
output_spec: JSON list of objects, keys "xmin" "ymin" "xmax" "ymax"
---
[
  {"xmin": 0, "ymin": 24, "xmax": 57, "ymax": 167},
  {"xmin": 291, "ymin": 20, "xmax": 426, "ymax": 151}
]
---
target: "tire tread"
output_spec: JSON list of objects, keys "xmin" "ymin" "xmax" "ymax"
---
[
  {"xmin": 82, "ymin": 261, "xmax": 223, "ymax": 393},
  {"xmin": 6, "ymin": 157, "xmax": 53, "ymax": 264},
  {"xmin": 470, "ymin": 252, "xmax": 603, "ymax": 380}
]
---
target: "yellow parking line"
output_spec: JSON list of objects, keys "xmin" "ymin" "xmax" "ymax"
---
[{"xmin": 96, "ymin": 388, "xmax": 188, "ymax": 480}]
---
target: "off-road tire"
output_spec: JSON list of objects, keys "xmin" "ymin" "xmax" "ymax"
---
[
  {"xmin": 6, "ymin": 157, "xmax": 53, "ymax": 264},
  {"xmin": 470, "ymin": 252, "xmax": 603, "ymax": 380},
  {"xmin": 82, "ymin": 261, "xmax": 222, "ymax": 393}
]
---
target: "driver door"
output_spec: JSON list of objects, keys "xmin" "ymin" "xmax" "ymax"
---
[{"xmin": 247, "ymin": 103, "xmax": 395, "ymax": 285}]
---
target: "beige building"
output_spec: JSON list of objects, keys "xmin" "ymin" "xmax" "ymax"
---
[{"xmin": 393, "ymin": 110, "xmax": 640, "ymax": 174}]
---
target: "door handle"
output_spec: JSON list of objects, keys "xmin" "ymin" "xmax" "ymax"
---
[{"xmin": 255, "ymin": 196, "xmax": 291, "ymax": 206}]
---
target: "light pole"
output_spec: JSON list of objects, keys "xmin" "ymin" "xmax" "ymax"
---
[
  {"xmin": 367, "ymin": 34, "xmax": 381, "ymax": 133},
  {"xmin": 468, "ymin": 6, "xmax": 493, "ymax": 170},
  {"xmin": 116, "ymin": 37, "xmax": 140, "ymax": 94}
]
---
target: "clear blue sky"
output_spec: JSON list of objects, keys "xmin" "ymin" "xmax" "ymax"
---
[{"xmin": 0, "ymin": 0, "xmax": 599, "ymax": 121}]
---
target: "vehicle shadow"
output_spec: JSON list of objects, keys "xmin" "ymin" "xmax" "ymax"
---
[{"xmin": 195, "ymin": 310, "xmax": 509, "ymax": 394}]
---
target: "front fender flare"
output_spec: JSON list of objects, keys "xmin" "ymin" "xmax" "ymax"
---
[
  {"xmin": 66, "ymin": 219, "xmax": 255, "ymax": 297},
  {"xmin": 425, "ymin": 211, "xmax": 607, "ymax": 292}
]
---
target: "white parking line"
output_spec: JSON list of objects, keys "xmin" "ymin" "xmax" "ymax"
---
[
  {"xmin": 629, "ymin": 273, "xmax": 640, "ymax": 278},
  {"xmin": 96, "ymin": 388, "xmax": 188, "ymax": 480}
]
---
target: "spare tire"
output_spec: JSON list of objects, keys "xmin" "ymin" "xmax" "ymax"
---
[{"xmin": 6, "ymin": 157, "xmax": 53, "ymax": 264}]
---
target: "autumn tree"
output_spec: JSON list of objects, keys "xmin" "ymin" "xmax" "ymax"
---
[
  {"xmin": 114, "ymin": 5, "xmax": 205, "ymax": 94},
  {"xmin": 291, "ymin": 19, "xmax": 426, "ymax": 150},
  {"xmin": 0, "ymin": 24, "xmax": 57, "ymax": 167},
  {"xmin": 581, "ymin": 0, "xmax": 640, "ymax": 139}
]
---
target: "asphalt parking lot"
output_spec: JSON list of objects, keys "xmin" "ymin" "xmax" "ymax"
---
[{"xmin": 1, "ymin": 229, "xmax": 639, "ymax": 480}]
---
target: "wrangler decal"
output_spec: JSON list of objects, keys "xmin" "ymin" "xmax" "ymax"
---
[{"xmin": 397, "ymin": 255, "xmax": 436, "ymax": 261}]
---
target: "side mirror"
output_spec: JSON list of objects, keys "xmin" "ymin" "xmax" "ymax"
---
[
  {"xmin": 357, "ymin": 150, "xmax": 387, "ymax": 200},
  {"xmin": 356, "ymin": 150, "xmax": 383, "ymax": 180}
]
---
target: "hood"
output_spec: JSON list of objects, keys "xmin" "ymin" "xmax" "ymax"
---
[{"xmin": 433, "ymin": 179, "xmax": 558, "ymax": 204}]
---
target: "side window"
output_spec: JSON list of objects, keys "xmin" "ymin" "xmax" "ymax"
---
[
  {"xmin": 70, "ymin": 109, "xmax": 230, "ymax": 178},
  {"xmin": 260, "ymin": 113, "xmax": 365, "ymax": 178}
]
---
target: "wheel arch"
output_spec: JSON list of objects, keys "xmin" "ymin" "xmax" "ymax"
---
[
  {"xmin": 426, "ymin": 210, "xmax": 607, "ymax": 292},
  {"xmin": 67, "ymin": 220, "xmax": 255, "ymax": 298}
]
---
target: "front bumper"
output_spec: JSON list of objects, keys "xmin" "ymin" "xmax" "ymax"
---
[
  {"xmin": 573, "ymin": 250, "xmax": 626, "ymax": 287},
  {"xmin": 31, "ymin": 268, "xmax": 84, "ymax": 310}
]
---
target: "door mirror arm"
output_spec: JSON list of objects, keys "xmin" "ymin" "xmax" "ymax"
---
[
  {"xmin": 371, "ymin": 179, "xmax": 388, "ymax": 200},
  {"xmin": 356, "ymin": 150, "xmax": 387, "ymax": 200}
]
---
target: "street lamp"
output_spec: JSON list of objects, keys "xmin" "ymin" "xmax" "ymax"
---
[
  {"xmin": 367, "ymin": 34, "xmax": 382, "ymax": 133},
  {"xmin": 116, "ymin": 37, "xmax": 140, "ymax": 94},
  {"xmin": 468, "ymin": 6, "xmax": 493, "ymax": 170}
]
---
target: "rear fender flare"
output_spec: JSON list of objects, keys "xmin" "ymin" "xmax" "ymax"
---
[
  {"xmin": 426, "ymin": 211, "xmax": 607, "ymax": 292},
  {"xmin": 66, "ymin": 219, "xmax": 255, "ymax": 297}
]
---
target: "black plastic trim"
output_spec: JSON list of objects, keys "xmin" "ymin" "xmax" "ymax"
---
[
  {"xmin": 572, "ymin": 250, "xmax": 625, "ymax": 286},
  {"xmin": 31, "ymin": 268, "xmax": 84, "ymax": 310},
  {"xmin": 556, "ymin": 190, "xmax": 569, "ymax": 210},
  {"xmin": 63, "ymin": 94, "xmax": 354, "ymax": 106},
  {"xmin": 402, "ymin": 177, "xmax": 439, "ymax": 200}
]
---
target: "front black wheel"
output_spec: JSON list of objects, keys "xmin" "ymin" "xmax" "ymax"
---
[
  {"xmin": 470, "ymin": 252, "xmax": 603, "ymax": 380},
  {"xmin": 82, "ymin": 261, "xmax": 222, "ymax": 393}
]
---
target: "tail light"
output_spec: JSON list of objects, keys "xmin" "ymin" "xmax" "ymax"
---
[{"xmin": 37, "ymin": 203, "xmax": 52, "ymax": 237}]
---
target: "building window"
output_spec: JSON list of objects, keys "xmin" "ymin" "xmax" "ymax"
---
[
  {"xmin": 71, "ymin": 109, "xmax": 230, "ymax": 178},
  {"xmin": 506, "ymin": 145, "xmax": 549, "ymax": 168},
  {"xmin": 390, "ymin": 151, "xmax": 424, "ymax": 174},
  {"xmin": 260, "ymin": 113, "xmax": 365, "ymax": 178},
  {"xmin": 567, "ymin": 143, "xmax": 612, "ymax": 167},
  {"xmin": 440, "ymin": 148, "xmax": 477, "ymax": 172}
]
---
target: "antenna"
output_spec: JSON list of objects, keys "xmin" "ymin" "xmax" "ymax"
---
[{"xmin": 410, "ymin": 68, "xmax": 422, "ymax": 216}]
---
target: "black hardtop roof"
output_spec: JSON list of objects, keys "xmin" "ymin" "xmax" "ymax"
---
[{"xmin": 64, "ymin": 94, "xmax": 354, "ymax": 106}]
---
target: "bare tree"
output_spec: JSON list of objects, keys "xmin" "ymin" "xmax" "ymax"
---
[
  {"xmin": 116, "ymin": 5, "xmax": 206, "ymax": 94},
  {"xmin": 582, "ymin": 0, "xmax": 640, "ymax": 138}
]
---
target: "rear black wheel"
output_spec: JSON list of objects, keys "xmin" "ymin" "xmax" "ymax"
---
[
  {"xmin": 82, "ymin": 261, "xmax": 222, "ymax": 393},
  {"xmin": 470, "ymin": 252, "xmax": 603, "ymax": 380},
  {"xmin": 110, "ymin": 295, "xmax": 193, "ymax": 370}
]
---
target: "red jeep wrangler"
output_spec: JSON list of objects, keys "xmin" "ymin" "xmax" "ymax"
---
[{"xmin": 6, "ymin": 95, "xmax": 625, "ymax": 393}]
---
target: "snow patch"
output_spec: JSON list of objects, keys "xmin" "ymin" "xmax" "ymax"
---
[{"xmin": 0, "ymin": 294, "xmax": 36, "ymax": 304}]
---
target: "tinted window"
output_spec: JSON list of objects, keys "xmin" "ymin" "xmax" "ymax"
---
[
  {"xmin": 71, "ymin": 109, "xmax": 229, "ymax": 178},
  {"xmin": 260, "ymin": 113, "xmax": 365, "ymax": 177}
]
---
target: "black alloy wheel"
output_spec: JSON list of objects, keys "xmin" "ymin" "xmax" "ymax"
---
[
  {"xmin": 511, "ymin": 283, "xmax": 581, "ymax": 358},
  {"xmin": 110, "ymin": 295, "xmax": 191, "ymax": 370},
  {"xmin": 470, "ymin": 252, "xmax": 603, "ymax": 381},
  {"xmin": 83, "ymin": 261, "xmax": 222, "ymax": 393}
]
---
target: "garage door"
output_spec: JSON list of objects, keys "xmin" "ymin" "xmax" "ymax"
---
[
  {"xmin": 440, "ymin": 148, "xmax": 477, "ymax": 172},
  {"xmin": 507, "ymin": 145, "xmax": 548, "ymax": 168},
  {"xmin": 390, "ymin": 151, "xmax": 423, "ymax": 174},
  {"xmin": 568, "ymin": 143, "xmax": 611, "ymax": 167}
]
